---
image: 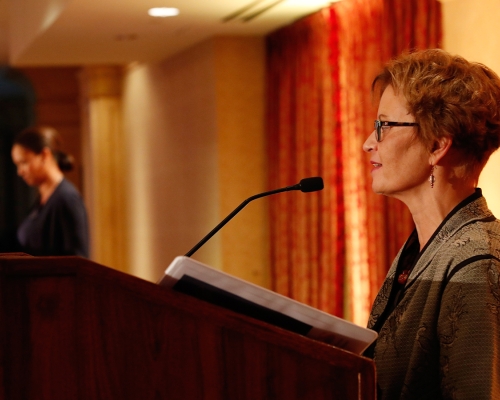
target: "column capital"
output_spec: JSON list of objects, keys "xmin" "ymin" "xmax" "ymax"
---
[{"xmin": 80, "ymin": 66, "xmax": 123, "ymax": 98}]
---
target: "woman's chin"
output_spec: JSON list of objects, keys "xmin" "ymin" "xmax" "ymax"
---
[
  {"xmin": 371, "ymin": 182, "xmax": 386, "ymax": 195},
  {"xmin": 22, "ymin": 178, "xmax": 37, "ymax": 187}
]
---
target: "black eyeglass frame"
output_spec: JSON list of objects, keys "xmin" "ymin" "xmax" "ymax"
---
[{"xmin": 374, "ymin": 120, "xmax": 418, "ymax": 142}]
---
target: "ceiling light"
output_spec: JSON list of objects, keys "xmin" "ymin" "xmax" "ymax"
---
[{"xmin": 148, "ymin": 7, "xmax": 180, "ymax": 17}]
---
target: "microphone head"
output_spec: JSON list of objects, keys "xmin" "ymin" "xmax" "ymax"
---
[{"xmin": 299, "ymin": 177, "xmax": 324, "ymax": 192}]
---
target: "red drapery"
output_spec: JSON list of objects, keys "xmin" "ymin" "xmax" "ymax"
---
[
  {"xmin": 267, "ymin": 9, "xmax": 344, "ymax": 316},
  {"xmin": 266, "ymin": 0, "xmax": 442, "ymax": 324}
]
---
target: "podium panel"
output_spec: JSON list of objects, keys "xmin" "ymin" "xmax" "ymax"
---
[{"xmin": 0, "ymin": 254, "xmax": 375, "ymax": 399}]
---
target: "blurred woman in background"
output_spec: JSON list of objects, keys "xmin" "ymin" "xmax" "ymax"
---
[{"xmin": 11, "ymin": 126, "xmax": 89, "ymax": 257}]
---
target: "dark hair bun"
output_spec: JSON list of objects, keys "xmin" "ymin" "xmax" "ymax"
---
[{"xmin": 56, "ymin": 151, "xmax": 75, "ymax": 172}]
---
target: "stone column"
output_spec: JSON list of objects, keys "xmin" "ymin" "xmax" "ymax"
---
[{"xmin": 79, "ymin": 66, "xmax": 129, "ymax": 273}]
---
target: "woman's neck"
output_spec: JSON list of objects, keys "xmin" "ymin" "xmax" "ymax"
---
[
  {"xmin": 38, "ymin": 170, "xmax": 64, "ymax": 205},
  {"xmin": 406, "ymin": 185, "xmax": 476, "ymax": 251}
]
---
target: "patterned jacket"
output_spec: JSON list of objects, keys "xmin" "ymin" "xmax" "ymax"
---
[{"xmin": 368, "ymin": 190, "xmax": 500, "ymax": 400}]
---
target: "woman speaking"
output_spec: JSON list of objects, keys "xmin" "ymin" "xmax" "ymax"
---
[
  {"xmin": 363, "ymin": 49, "xmax": 500, "ymax": 399},
  {"xmin": 11, "ymin": 126, "xmax": 89, "ymax": 257}
]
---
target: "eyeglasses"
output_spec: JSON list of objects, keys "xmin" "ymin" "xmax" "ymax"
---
[{"xmin": 374, "ymin": 120, "xmax": 418, "ymax": 142}]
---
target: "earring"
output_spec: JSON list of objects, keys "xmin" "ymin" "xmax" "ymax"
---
[{"xmin": 429, "ymin": 165, "xmax": 435, "ymax": 188}]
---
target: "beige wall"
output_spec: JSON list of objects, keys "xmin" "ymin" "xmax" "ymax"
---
[
  {"xmin": 122, "ymin": 37, "xmax": 269, "ymax": 286},
  {"xmin": 123, "ymin": 40, "xmax": 221, "ymax": 280},
  {"xmin": 9, "ymin": 0, "xmax": 70, "ymax": 63},
  {"xmin": 441, "ymin": 0, "xmax": 500, "ymax": 216},
  {"xmin": 213, "ymin": 37, "xmax": 269, "ymax": 286}
]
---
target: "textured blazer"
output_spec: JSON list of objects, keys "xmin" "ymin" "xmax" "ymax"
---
[{"xmin": 368, "ymin": 190, "xmax": 500, "ymax": 400}]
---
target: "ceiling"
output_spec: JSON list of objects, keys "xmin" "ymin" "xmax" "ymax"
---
[{"xmin": 1, "ymin": 0, "xmax": 331, "ymax": 67}]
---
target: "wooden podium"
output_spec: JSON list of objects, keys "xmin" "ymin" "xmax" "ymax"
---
[{"xmin": 0, "ymin": 254, "xmax": 375, "ymax": 399}]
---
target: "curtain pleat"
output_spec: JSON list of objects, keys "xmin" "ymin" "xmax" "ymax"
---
[
  {"xmin": 266, "ymin": 0, "xmax": 442, "ymax": 324},
  {"xmin": 333, "ymin": 0, "xmax": 387, "ymax": 324},
  {"xmin": 267, "ymin": 10, "xmax": 344, "ymax": 316}
]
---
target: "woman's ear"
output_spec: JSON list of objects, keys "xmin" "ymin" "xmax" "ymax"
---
[
  {"xmin": 40, "ymin": 147, "xmax": 53, "ymax": 163},
  {"xmin": 430, "ymin": 136, "xmax": 452, "ymax": 165}
]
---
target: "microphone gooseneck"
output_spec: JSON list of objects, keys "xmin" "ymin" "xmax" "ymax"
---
[{"xmin": 184, "ymin": 177, "xmax": 324, "ymax": 257}]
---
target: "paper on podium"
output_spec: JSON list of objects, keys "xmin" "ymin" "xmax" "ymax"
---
[{"xmin": 159, "ymin": 256, "xmax": 377, "ymax": 355}]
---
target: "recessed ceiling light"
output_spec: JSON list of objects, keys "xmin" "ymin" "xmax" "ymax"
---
[{"xmin": 148, "ymin": 7, "xmax": 180, "ymax": 17}]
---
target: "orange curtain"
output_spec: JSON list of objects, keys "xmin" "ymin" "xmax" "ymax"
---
[
  {"xmin": 266, "ymin": 0, "xmax": 442, "ymax": 324},
  {"xmin": 267, "ymin": 9, "xmax": 344, "ymax": 316}
]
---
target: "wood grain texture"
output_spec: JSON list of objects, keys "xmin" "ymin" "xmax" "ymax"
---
[{"xmin": 0, "ymin": 254, "xmax": 375, "ymax": 399}]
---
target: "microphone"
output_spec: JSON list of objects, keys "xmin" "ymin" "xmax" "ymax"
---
[{"xmin": 185, "ymin": 177, "xmax": 324, "ymax": 257}]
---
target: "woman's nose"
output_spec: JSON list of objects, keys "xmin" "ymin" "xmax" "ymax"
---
[
  {"xmin": 17, "ymin": 165, "xmax": 26, "ymax": 177},
  {"xmin": 363, "ymin": 130, "xmax": 377, "ymax": 152}
]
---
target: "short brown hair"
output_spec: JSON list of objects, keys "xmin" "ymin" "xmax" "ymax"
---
[{"xmin": 373, "ymin": 49, "xmax": 500, "ymax": 175}]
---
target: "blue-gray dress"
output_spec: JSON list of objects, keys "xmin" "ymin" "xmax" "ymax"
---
[{"xmin": 17, "ymin": 178, "xmax": 89, "ymax": 257}]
